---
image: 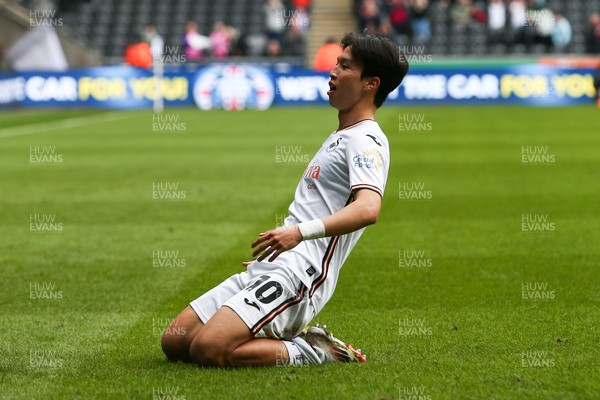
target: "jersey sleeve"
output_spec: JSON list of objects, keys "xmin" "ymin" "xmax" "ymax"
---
[{"xmin": 345, "ymin": 132, "xmax": 390, "ymax": 197}]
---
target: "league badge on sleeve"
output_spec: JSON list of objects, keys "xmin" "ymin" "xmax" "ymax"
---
[{"xmin": 353, "ymin": 150, "xmax": 383, "ymax": 170}]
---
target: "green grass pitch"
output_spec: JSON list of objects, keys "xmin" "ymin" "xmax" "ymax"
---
[{"xmin": 0, "ymin": 105, "xmax": 599, "ymax": 399}]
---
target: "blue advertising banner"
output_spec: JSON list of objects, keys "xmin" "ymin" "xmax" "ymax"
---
[
  {"xmin": 0, "ymin": 64, "xmax": 596, "ymax": 109},
  {"xmin": 274, "ymin": 65, "xmax": 597, "ymax": 106},
  {"xmin": 0, "ymin": 66, "xmax": 190, "ymax": 109}
]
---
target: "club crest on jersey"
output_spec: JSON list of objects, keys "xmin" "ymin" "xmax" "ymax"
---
[
  {"xmin": 303, "ymin": 165, "xmax": 321, "ymax": 180},
  {"xmin": 353, "ymin": 150, "xmax": 383, "ymax": 170},
  {"xmin": 327, "ymin": 138, "xmax": 342, "ymax": 152}
]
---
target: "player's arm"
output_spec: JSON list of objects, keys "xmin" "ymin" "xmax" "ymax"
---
[
  {"xmin": 320, "ymin": 188, "xmax": 380, "ymax": 236},
  {"xmin": 250, "ymin": 188, "xmax": 380, "ymax": 262}
]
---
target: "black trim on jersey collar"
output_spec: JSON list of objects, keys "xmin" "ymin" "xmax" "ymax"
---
[{"xmin": 335, "ymin": 119, "xmax": 375, "ymax": 133}]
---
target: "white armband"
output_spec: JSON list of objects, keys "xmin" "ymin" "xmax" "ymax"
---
[{"xmin": 298, "ymin": 219, "xmax": 325, "ymax": 240}]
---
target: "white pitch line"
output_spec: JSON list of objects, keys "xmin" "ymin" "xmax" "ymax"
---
[{"xmin": 0, "ymin": 111, "xmax": 136, "ymax": 139}]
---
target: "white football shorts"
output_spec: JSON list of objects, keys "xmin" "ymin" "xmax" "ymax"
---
[{"xmin": 189, "ymin": 253, "xmax": 316, "ymax": 340}]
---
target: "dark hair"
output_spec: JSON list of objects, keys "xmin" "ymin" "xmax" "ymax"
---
[{"xmin": 340, "ymin": 32, "xmax": 409, "ymax": 108}]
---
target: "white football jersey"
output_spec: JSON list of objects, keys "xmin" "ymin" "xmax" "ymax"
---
[{"xmin": 285, "ymin": 119, "xmax": 390, "ymax": 310}]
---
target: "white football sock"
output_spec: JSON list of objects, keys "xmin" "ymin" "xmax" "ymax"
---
[
  {"xmin": 282, "ymin": 340, "xmax": 303, "ymax": 366},
  {"xmin": 283, "ymin": 337, "xmax": 323, "ymax": 365}
]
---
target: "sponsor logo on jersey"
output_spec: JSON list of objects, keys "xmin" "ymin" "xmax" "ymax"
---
[
  {"xmin": 366, "ymin": 134, "xmax": 382, "ymax": 146},
  {"xmin": 326, "ymin": 137, "xmax": 342, "ymax": 152},
  {"xmin": 353, "ymin": 149, "xmax": 383, "ymax": 170},
  {"xmin": 244, "ymin": 297, "xmax": 261, "ymax": 310},
  {"xmin": 307, "ymin": 183, "xmax": 317, "ymax": 190},
  {"xmin": 305, "ymin": 266, "xmax": 316, "ymax": 276},
  {"xmin": 193, "ymin": 64, "xmax": 275, "ymax": 110},
  {"xmin": 303, "ymin": 165, "xmax": 321, "ymax": 180}
]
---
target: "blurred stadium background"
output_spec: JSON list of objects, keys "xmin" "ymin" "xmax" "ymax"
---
[
  {"xmin": 0, "ymin": 0, "xmax": 599, "ymax": 109},
  {"xmin": 3, "ymin": 0, "xmax": 600, "ymax": 63}
]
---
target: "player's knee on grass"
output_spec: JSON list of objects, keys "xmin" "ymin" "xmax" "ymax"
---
[
  {"xmin": 161, "ymin": 327, "xmax": 187, "ymax": 362},
  {"xmin": 189, "ymin": 334, "xmax": 232, "ymax": 368},
  {"xmin": 161, "ymin": 306, "xmax": 203, "ymax": 362}
]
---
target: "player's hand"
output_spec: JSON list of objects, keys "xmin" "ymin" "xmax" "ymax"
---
[
  {"xmin": 242, "ymin": 261, "xmax": 253, "ymax": 268},
  {"xmin": 251, "ymin": 226, "xmax": 302, "ymax": 262}
]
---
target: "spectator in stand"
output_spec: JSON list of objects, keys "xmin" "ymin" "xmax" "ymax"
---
[
  {"xmin": 389, "ymin": 0, "xmax": 412, "ymax": 38},
  {"xmin": 209, "ymin": 21, "xmax": 232, "ymax": 58},
  {"xmin": 264, "ymin": 0, "xmax": 286, "ymax": 44},
  {"xmin": 450, "ymin": 0, "xmax": 473, "ymax": 28},
  {"xmin": 508, "ymin": 0, "xmax": 527, "ymax": 30},
  {"xmin": 124, "ymin": 42, "xmax": 153, "ymax": 68},
  {"xmin": 586, "ymin": 13, "xmax": 600, "ymax": 54},
  {"xmin": 227, "ymin": 25, "xmax": 241, "ymax": 50},
  {"xmin": 508, "ymin": 0, "xmax": 527, "ymax": 43},
  {"xmin": 594, "ymin": 24, "xmax": 600, "ymax": 54},
  {"xmin": 358, "ymin": 0, "xmax": 381, "ymax": 32},
  {"xmin": 230, "ymin": 31, "xmax": 248, "ymax": 56},
  {"xmin": 470, "ymin": 5, "xmax": 487, "ymax": 25},
  {"xmin": 551, "ymin": 12, "xmax": 571, "ymax": 53},
  {"xmin": 313, "ymin": 38, "xmax": 342, "ymax": 72},
  {"xmin": 378, "ymin": 20, "xmax": 394, "ymax": 40},
  {"xmin": 527, "ymin": 0, "xmax": 545, "ymax": 10},
  {"xmin": 142, "ymin": 24, "xmax": 164, "ymax": 60},
  {"xmin": 284, "ymin": 23, "xmax": 306, "ymax": 57},
  {"xmin": 291, "ymin": 6, "xmax": 310, "ymax": 36},
  {"xmin": 264, "ymin": 38, "xmax": 282, "ymax": 56},
  {"xmin": 488, "ymin": 0, "xmax": 506, "ymax": 42},
  {"xmin": 410, "ymin": 0, "xmax": 431, "ymax": 43},
  {"xmin": 532, "ymin": 6, "xmax": 554, "ymax": 49},
  {"xmin": 293, "ymin": 0, "xmax": 311, "ymax": 11},
  {"xmin": 183, "ymin": 21, "xmax": 211, "ymax": 61},
  {"xmin": 434, "ymin": 0, "xmax": 450, "ymax": 10}
]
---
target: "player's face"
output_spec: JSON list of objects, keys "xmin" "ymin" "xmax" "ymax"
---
[{"xmin": 327, "ymin": 46, "xmax": 366, "ymax": 111}]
